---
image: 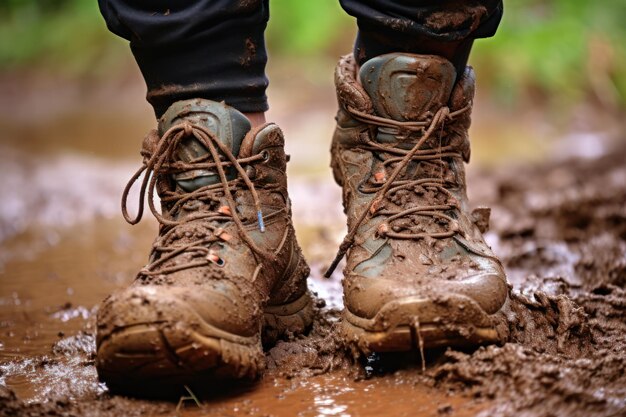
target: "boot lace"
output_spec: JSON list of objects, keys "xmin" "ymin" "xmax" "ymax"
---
[
  {"xmin": 325, "ymin": 104, "xmax": 470, "ymax": 277},
  {"xmin": 122, "ymin": 122, "xmax": 276, "ymax": 277}
]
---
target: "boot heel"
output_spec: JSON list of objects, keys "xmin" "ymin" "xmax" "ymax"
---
[{"xmin": 262, "ymin": 291, "xmax": 314, "ymax": 346}]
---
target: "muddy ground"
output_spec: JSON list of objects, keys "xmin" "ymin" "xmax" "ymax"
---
[{"xmin": 1, "ymin": 76, "xmax": 625, "ymax": 416}]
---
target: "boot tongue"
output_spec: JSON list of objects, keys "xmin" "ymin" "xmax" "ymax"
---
[
  {"xmin": 159, "ymin": 99, "xmax": 251, "ymax": 192},
  {"xmin": 359, "ymin": 53, "xmax": 456, "ymax": 143}
]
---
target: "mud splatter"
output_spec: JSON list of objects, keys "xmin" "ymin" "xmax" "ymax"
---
[
  {"xmin": 425, "ymin": 3, "xmax": 488, "ymax": 34},
  {"xmin": 266, "ymin": 300, "xmax": 348, "ymax": 377},
  {"xmin": 240, "ymin": 38, "xmax": 257, "ymax": 68},
  {"xmin": 2, "ymin": 139, "xmax": 626, "ymax": 415},
  {"xmin": 427, "ymin": 143, "xmax": 626, "ymax": 416}
]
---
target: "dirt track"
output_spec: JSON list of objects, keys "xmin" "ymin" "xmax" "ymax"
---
[{"xmin": 1, "ymin": 133, "xmax": 624, "ymax": 416}]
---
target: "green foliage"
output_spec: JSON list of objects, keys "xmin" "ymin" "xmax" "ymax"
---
[
  {"xmin": 266, "ymin": 0, "xmax": 353, "ymax": 55},
  {"xmin": 472, "ymin": 0, "xmax": 626, "ymax": 107},
  {"xmin": 0, "ymin": 0, "xmax": 126, "ymax": 76}
]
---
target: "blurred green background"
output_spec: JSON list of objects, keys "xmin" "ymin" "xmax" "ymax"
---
[{"xmin": 1, "ymin": 0, "xmax": 625, "ymax": 111}]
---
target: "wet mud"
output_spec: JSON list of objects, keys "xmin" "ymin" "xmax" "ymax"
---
[{"xmin": 1, "ymin": 134, "xmax": 626, "ymax": 415}]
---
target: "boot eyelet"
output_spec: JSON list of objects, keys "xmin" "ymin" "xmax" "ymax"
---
[
  {"xmin": 260, "ymin": 150, "xmax": 270, "ymax": 162},
  {"xmin": 207, "ymin": 251, "xmax": 225, "ymax": 267}
]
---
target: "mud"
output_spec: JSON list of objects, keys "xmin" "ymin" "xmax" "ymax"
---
[
  {"xmin": 240, "ymin": 38, "xmax": 257, "ymax": 67},
  {"xmin": 423, "ymin": 1, "xmax": 488, "ymax": 34},
  {"xmin": 1, "ymin": 103, "xmax": 626, "ymax": 415},
  {"xmin": 435, "ymin": 145, "xmax": 626, "ymax": 416}
]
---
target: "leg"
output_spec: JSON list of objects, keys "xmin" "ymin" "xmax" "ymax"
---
[
  {"xmin": 98, "ymin": 0, "xmax": 270, "ymax": 121},
  {"xmin": 330, "ymin": 0, "xmax": 509, "ymax": 353},
  {"xmin": 95, "ymin": 0, "xmax": 313, "ymax": 394},
  {"xmin": 340, "ymin": 0, "xmax": 502, "ymax": 76}
]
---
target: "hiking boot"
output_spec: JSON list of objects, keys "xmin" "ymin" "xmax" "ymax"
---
[
  {"xmin": 96, "ymin": 99, "xmax": 313, "ymax": 392},
  {"xmin": 328, "ymin": 53, "xmax": 509, "ymax": 353}
]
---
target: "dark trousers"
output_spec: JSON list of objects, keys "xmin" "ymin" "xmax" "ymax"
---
[{"xmin": 99, "ymin": 0, "xmax": 502, "ymax": 117}]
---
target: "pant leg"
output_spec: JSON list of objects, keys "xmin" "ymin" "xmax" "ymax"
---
[
  {"xmin": 339, "ymin": 0, "xmax": 503, "ymax": 66},
  {"xmin": 98, "ymin": 0, "xmax": 270, "ymax": 117}
]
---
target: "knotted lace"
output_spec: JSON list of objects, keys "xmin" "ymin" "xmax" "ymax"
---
[
  {"xmin": 122, "ymin": 122, "xmax": 276, "ymax": 276},
  {"xmin": 324, "ymin": 104, "xmax": 470, "ymax": 277}
]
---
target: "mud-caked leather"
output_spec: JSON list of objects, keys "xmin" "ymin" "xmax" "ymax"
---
[
  {"xmin": 331, "ymin": 53, "xmax": 509, "ymax": 353},
  {"xmin": 96, "ymin": 99, "xmax": 313, "ymax": 391}
]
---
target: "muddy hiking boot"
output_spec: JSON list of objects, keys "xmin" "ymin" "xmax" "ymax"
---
[
  {"xmin": 96, "ymin": 99, "xmax": 313, "ymax": 392},
  {"xmin": 327, "ymin": 53, "xmax": 509, "ymax": 353}
]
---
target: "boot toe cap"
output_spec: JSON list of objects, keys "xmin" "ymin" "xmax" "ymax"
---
[
  {"xmin": 344, "ymin": 270, "xmax": 508, "ymax": 325},
  {"xmin": 95, "ymin": 282, "xmax": 264, "ymax": 386},
  {"xmin": 97, "ymin": 282, "xmax": 262, "ymax": 344}
]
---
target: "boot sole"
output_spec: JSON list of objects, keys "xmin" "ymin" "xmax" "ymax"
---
[
  {"xmin": 341, "ymin": 294, "xmax": 504, "ymax": 353},
  {"xmin": 97, "ymin": 291, "xmax": 313, "ymax": 394}
]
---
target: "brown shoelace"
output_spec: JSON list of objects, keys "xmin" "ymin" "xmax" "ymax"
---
[
  {"xmin": 324, "ymin": 104, "xmax": 470, "ymax": 277},
  {"xmin": 122, "ymin": 122, "xmax": 277, "ymax": 276}
]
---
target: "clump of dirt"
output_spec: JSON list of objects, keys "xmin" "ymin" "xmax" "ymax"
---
[
  {"xmin": 266, "ymin": 298, "xmax": 350, "ymax": 377},
  {"xmin": 433, "ymin": 343, "xmax": 624, "ymax": 416},
  {"xmin": 428, "ymin": 144, "xmax": 626, "ymax": 416}
]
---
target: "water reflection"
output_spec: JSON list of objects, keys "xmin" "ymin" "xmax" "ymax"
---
[{"xmin": 311, "ymin": 379, "xmax": 353, "ymax": 417}]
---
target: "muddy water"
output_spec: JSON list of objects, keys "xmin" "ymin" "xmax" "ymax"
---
[
  {"xmin": 1, "ymin": 79, "xmax": 626, "ymax": 416},
  {"xmin": 0, "ymin": 190, "xmax": 485, "ymax": 417}
]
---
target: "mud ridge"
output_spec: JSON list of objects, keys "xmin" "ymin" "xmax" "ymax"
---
[
  {"xmin": 427, "ymin": 143, "xmax": 626, "ymax": 416},
  {"xmin": 1, "ymin": 143, "xmax": 626, "ymax": 416}
]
